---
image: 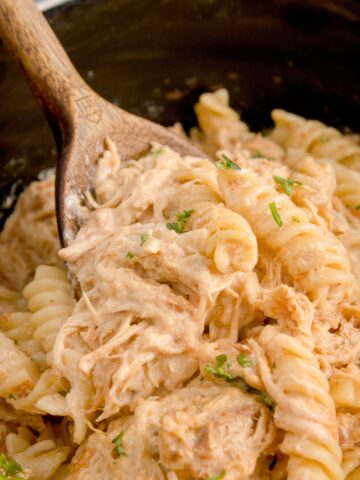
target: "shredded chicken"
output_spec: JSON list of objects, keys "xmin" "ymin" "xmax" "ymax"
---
[
  {"xmin": 0, "ymin": 178, "xmax": 62, "ymax": 291},
  {"xmin": 67, "ymin": 378, "xmax": 275, "ymax": 480},
  {"xmin": 0, "ymin": 89, "xmax": 359, "ymax": 480}
]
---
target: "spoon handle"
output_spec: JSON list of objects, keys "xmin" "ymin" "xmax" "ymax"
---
[{"xmin": 0, "ymin": 0, "xmax": 86, "ymax": 141}]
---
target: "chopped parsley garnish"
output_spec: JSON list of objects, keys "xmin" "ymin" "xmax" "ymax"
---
[
  {"xmin": 292, "ymin": 216, "xmax": 300, "ymax": 223},
  {"xmin": 321, "ymin": 133, "xmax": 330, "ymax": 143},
  {"xmin": 204, "ymin": 354, "xmax": 233, "ymax": 381},
  {"xmin": 207, "ymin": 470, "xmax": 226, "ymax": 480},
  {"xmin": 216, "ymin": 154, "xmax": 241, "ymax": 171},
  {"xmin": 273, "ymin": 175, "xmax": 302, "ymax": 196},
  {"xmin": 251, "ymin": 151, "xmax": 264, "ymax": 159},
  {"xmin": 125, "ymin": 251, "xmax": 135, "ymax": 259},
  {"xmin": 144, "ymin": 149, "xmax": 162, "ymax": 157},
  {"xmin": 0, "ymin": 453, "xmax": 25, "ymax": 479},
  {"xmin": 166, "ymin": 209, "xmax": 194, "ymax": 234},
  {"xmin": 355, "ymin": 205, "xmax": 360, "ymax": 210},
  {"xmin": 204, "ymin": 354, "xmax": 274, "ymax": 410},
  {"xmin": 261, "ymin": 393, "xmax": 276, "ymax": 409},
  {"xmin": 269, "ymin": 201, "xmax": 283, "ymax": 227},
  {"xmin": 112, "ymin": 431, "xmax": 127, "ymax": 458},
  {"xmin": 237, "ymin": 353, "xmax": 252, "ymax": 368},
  {"xmin": 140, "ymin": 233, "xmax": 150, "ymax": 246}
]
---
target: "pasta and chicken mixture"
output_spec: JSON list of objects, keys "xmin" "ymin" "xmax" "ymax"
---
[{"xmin": 0, "ymin": 89, "xmax": 360, "ymax": 480}]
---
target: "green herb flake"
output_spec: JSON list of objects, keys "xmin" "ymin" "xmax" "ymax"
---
[
  {"xmin": 144, "ymin": 149, "xmax": 162, "ymax": 157},
  {"xmin": 125, "ymin": 251, "xmax": 135, "ymax": 259},
  {"xmin": 237, "ymin": 353, "xmax": 252, "ymax": 368},
  {"xmin": 207, "ymin": 470, "xmax": 226, "ymax": 480},
  {"xmin": 242, "ymin": 381, "xmax": 275, "ymax": 411},
  {"xmin": 204, "ymin": 354, "xmax": 233, "ymax": 382},
  {"xmin": 112, "ymin": 431, "xmax": 127, "ymax": 458},
  {"xmin": 140, "ymin": 233, "xmax": 150, "ymax": 246},
  {"xmin": 292, "ymin": 216, "xmax": 300, "ymax": 223},
  {"xmin": 261, "ymin": 128, "xmax": 271, "ymax": 137},
  {"xmin": 251, "ymin": 151, "xmax": 264, "ymax": 159},
  {"xmin": 321, "ymin": 133, "xmax": 330, "ymax": 143},
  {"xmin": 166, "ymin": 209, "xmax": 194, "ymax": 234},
  {"xmin": 355, "ymin": 205, "xmax": 360, "ymax": 211},
  {"xmin": 216, "ymin": 154, "xmax": 241, "ymax": 171},
  {"xmin": 269, "ymin": 201, "xmax": 283, "ymax": 227},
  {"xmin": 0, "ymin": 453, "xmax": 25, "ymax": 479},
  {"xmin": 205, "ymin": 356, "xmax": 275, "ymax": 410},
  {"xmin": 261, "ymin": 392, "xmax": 276, "ymax": 410},
  {"xmin": 273, "ymin": 175, "xmax": 302, "ymax": 196}
]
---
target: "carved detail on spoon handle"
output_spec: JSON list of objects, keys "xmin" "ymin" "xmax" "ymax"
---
[{"xmin": 0, "ymin": 0, "xmax": 90, "ymax": 136}]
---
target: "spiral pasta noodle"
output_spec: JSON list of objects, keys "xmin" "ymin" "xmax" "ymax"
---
[
  {"xmin": 271, "ymin": 109, "xmax": 360, "ymax": 171},
  {"xmin": 0, "ymin": 310, "xmax": 47, "ymax": 370},
  {"xmin": 175, "ymin": 157, "xmax": 221, "ymax": 196},
  {"xmin": 0, "ymin": 285, "xmax": 26, "ymax": 312},
  {"xmin": 330, "ymin": 365, "xmax": 360, "ymax": 409},
  {"xmin": 6, "ymin": 432, "xmax": 70, "ymax": 480},
  {"xmin": 175, "ymin": 179, "xmax": 258, "ymax": 273},
  {"xmin": 187, "ymin": 200, "xmax": 258, "ymax": 274},
  {"xmin": 257, "ymin": 326, "xmax": 344, "ymax": 480},
  {"xmin": 193, "ymin": 89, "xmax": 286, "ymax": 162},
  {"xmin": 328, "ymin": 161, "xmax": 360, "ymax": 210},
  {"xmin": 287, "ymin": 152, "xmax": 360, "ymax": 211},
  {"xmin": 0, "ymin": 331, "xmax": 39, "ymax": 400},
  {"xmin": 218, "ymin": 166, "xmax": 357, "ymax": 302},
  {"xmin": 342, "ymin": 448, "xmax": 360, "ymax": 480},
  {"xmin": 329, "ymin": 366, "xmax": 360, "ymax": 480},
  {"xmin": 190, "ymin": 88, "xmax": 253, "ymax": 155},
  {"xmin": 2, "ymin": 89, "xmax": 360, "ymax": 479},
  {"xmin": 10, "ymin": 369, "xmax": 70, "ymax": 418},
  {"xmin": 22, "ymin": 266, "xmax": 75, "ymax": 361}
]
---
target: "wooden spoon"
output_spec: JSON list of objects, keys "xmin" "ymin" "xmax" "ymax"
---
[{"xmin": 0, "ymin": 0, "xmax": 201, "ymax": 245}]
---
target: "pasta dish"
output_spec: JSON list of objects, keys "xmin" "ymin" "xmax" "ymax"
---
[{"xmin": 0, "ymin": 89, "xmax": 359, "ymax": 480}]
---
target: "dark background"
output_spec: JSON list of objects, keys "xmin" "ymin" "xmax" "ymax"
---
[{"xmin": 0, "ymin": 0, "xmax": 359, "ymax": 226}]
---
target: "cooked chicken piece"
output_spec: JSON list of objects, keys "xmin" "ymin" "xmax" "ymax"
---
[
  {"xmin": 68, "ymin": 378, "xmax": 275, "ymax": 480},
  {"xmin": 0, "ymin": 178, "xmax": 62, "ymax": 291}
]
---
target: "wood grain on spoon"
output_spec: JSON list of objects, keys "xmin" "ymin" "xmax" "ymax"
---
[{"xmin": 0, "ymin": 0, "xmax": 201, "ymax": 245}]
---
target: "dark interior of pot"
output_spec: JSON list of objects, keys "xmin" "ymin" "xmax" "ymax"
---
[{"xmin": 0, "ymin": 0, "xmax": 359, "ymax": 227}]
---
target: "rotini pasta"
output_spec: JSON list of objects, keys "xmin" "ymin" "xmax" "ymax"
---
[
  {"xmin": 0, "ymin": 310, "xmax": 47, "ymax": 371},
  {"xmin": 286, "ymin": 148, "xmax": 360, "ymax": 213},
  {"xmin": 255, "ymin": 326, "xmax": 344, "ymax": 480},
  {"xmin": 218, "ymin": 165, "xmax": 358, "ymax": 303},
  {"xmin": 175, "ymin": 178, "xmax": 258, "ymax": 274},
  {"xmin": 328, "ymin": 161, "xmax": 360, "ymax": 210},
  {"xmin": 190, "ymin": 88, "xmax": 253, "ymax": 155},
  {"xmin": 0, "ymin": 285, "xmax": 26, "ymax": 312},
  {"xmin": 6, "ymin": 432, "xmax": 70, "ymax": 480},
  {"xmin": 10, "ymin": 369, "xmax": 70, "ymax": 416},
  {"xmin": 337, "ymin": 412, "xmax": 360, "ymax": 480},
  {"xmin": 0, "ymin": 332, "xmax": 39, "ymax": 400},
  {"xmin": 22, "ymin": 265, "xmax": 75, "ymax": 364},
  {"xmin": 271, "ymin": 109, "xmax": 360, "ymax": 171},
  {"xmin": 186, "ymin": 201, "xmax": 258, "ymax": 273},
  {"xmin": 343, "ymin": 448, "xmax": 360, "ymax": 480},
  {"xmin": 330, "ymin": 365, "xmax": 360, "ymax": 409},
  {"xmin": 1, "ymin": 88, "xmax": 360, "ymax": 479}
]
